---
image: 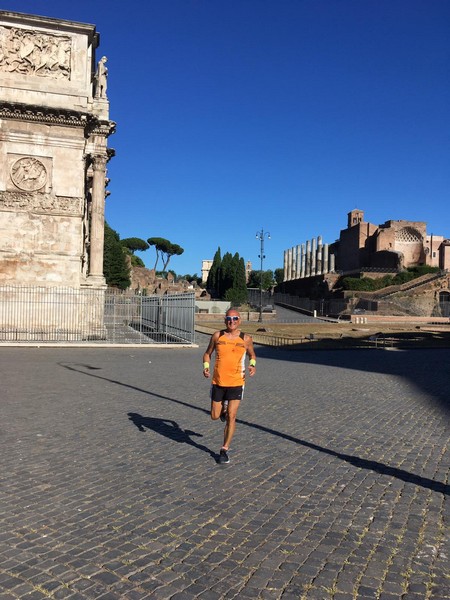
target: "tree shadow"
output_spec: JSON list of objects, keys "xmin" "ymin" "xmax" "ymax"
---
[
  {"xmin": 255, "ymin": 346, "xmax": 450, "ymax": 416},
  {"xmin": 127, "ymin": 412, "xmax": 217, "ymax": 461},
  {"xmin": 58, "ymin": 362, "xmax": 449, "ymax": 495}
]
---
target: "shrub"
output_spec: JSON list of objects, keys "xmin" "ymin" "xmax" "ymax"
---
[{"xmin": 342, "ymin": 266, "xmax": 439, "ymax": 291}]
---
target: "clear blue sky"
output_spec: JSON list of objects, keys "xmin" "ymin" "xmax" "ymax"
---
[{"xmin": 3, "ymin": 1, "xmax": 450, "ymax": 276}]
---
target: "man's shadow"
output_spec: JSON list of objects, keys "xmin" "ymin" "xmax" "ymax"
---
[{"xmin": 127, "ymin": 412, "xmax": 218, "ymax": 461}]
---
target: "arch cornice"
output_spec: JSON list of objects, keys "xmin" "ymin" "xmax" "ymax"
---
[{"xmin": 0, "ymin": 101, "xmax": 115, "ymax": 137}]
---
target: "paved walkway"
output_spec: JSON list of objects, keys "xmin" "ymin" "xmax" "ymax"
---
[{"xmin": 0, "ymin": 338, "xmax": 448, "ymax": 599}]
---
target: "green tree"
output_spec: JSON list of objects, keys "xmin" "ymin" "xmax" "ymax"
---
[
  {"xmin": 147, "ymin": 237, "xmax": 184, "ymax": 273},
  {"xmin": 103, "ymin": 222, "xmax": 130, "ymax": 289},
  {"xmin": 207, "ymin": 247, "xmax": 250, "ymax": 300},
  {"xmin": 119, "ymin": 238, "xmax": 148, "ymax": 268},
  {"xmin": 225, "ymin": 256, "xmax": 248, "ymax": 305},
  {"xmin": 220, "ymin": 252, "xmax": 234, "ymax": 298},
  {"xmin": 246, "ymin": 271, "xmax": 259, "ymax": 288},
  {"xmin": 247, "ymin": 269, "xmax": 275, "ymax": 291},
  {"xmin": 162, "ymin": 243, "xmax": 184, "ymax": 272},
  {"xmin": 147, "ymin": 237, "xmax": 167, "ymax": 270},
  {"xmin": 206, "ymin": 247, "xmax": 222, "ymax": 295},
  {"xmin": 120, "ymin": 237, "xmax": 149, "ymax": 254},
  {"xmin": 130, "ymin": 256, "xmax": 145, "ymax": 268},
  {"xmin": 274, "ymin": 268, "xmax": 284, "ymax": 285}
]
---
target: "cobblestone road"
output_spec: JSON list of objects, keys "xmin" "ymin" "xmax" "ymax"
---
[{"xmin": 0, "ymin": 338, "xmax": 448, "ymax": 599}]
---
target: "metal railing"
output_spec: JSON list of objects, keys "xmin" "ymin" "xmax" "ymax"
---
[
  {"xmin": 273, "ymin": 292, "xmax": 348, "ymax": 317},
  {"xmin": 0, "ymin": 286, "xmax": 196, "ymax": 344},
  {"xmin": 247, "ymin": 287, "xmax": 273, "ymax": 308}
]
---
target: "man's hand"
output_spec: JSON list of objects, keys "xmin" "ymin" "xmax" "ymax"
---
[
  {"xmin": 248, "ymin": 364, "xmax": 256, "ymax": 377},
  {"xmin": 203, "ymin": 366, "xmax": 210, "ymax": 378}
]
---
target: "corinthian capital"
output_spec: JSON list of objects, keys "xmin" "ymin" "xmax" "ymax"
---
[{"xmin": 92, "ymin": 154, "xmax": 108, "ymax": 171}]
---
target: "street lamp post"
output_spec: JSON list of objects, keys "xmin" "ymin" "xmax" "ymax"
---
[{"xmin": 255, "ymin": 228, "xmax": 270, "ymax": 323}]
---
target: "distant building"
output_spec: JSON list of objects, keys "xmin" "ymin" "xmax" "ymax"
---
[
  {"xmin": 334, "ymin": 209, "xmax": 448, "ymax": 273},
  {"xmin": 283, "ymin": 209, "xmax": 450, "ymax": 282},
  {"xmin": 245, "ymin": 260, "xmax": 252, "ymax": 282},
  {"xmin": 201, "ymin": 259, "xmax": 213, "ymax": 283}
]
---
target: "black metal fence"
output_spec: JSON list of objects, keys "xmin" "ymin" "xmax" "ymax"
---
[
  {"xmin": 0, "ymin": 286, "xmax": 196, "ymax": 344},
  {"xmin": 105, "ymin": 290, "xmax": 196, "ymax": 344},
  {"xmin": 273, "ymin": 292, "xmax": 348, "ymax": 317}
]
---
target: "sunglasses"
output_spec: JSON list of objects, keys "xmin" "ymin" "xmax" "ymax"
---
[{"xmin": 225, "ymin": 316, "xmax": 240, "ymax": 322}]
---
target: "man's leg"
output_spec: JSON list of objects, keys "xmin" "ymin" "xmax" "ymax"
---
[
  {"xmin": 210, "ymin": 384, "xmax": 225, "ymax": 421},
  {"xmin": 222, "ymin": 399, "xmax": 240, "ymax": 450},
  {"xmin": 211, "ymin": 399, "xmax": 223, "ymax": 420}
]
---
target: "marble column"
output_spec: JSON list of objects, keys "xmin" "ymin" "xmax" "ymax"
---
[
  {"xmin": 295, "ymin": 245, "xmax": 301, "ymax": 279},
  {"xmin": 305, "ymin": 240, "xmax": 311, "ymax": 277},
  {"xmin": 300, "ymin": 244, "xmax": 306, "ymax": 278},
  {"xmin": 283, "ymin": 250, "xmax": 288, "ymax": 282},
  {"xmin": 88, "ymin": 154, "xmax": 107, "ymax": 282},
  {"xmin": 292, "ymin": 247, "xmax": 296, "ymax": 280},
  {"xmin": 286, "ymin": 247, "xmax": 291, "ymax": 281},
  {"xmin": 316, "ymin": 236, "xmax": 323, "ymax": 275},
  {"xmin": 323, "ymin": 243, "xmax": 329, "ymax": 274},
  {"xmin": 291, "ymin": 246, "xmax": 296, "ymax": 280},
  {"xmin": 311, "ymin": 237, "xmax": 317, "ymax": 276},
  {"xmin": 290, "ymin": 247, "xmax": 295, "ymax": 280},
  {"xmin": 329, "ymin": 253, "xmax": 335, "ymax": 273}
]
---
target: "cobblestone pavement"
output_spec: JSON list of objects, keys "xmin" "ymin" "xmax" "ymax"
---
[{"xmin": 1, "ymin": 338, "xmax": 449, "ymax": 600}]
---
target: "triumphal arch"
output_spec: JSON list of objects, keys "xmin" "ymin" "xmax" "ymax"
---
[{"xmin": 0, "ymin": 10, "xmax": 115, "ymax": 339}]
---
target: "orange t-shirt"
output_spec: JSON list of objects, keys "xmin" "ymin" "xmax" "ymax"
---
[{"xmin": 212, "ymin": 331, "xmax": 246, "ymax": 387}]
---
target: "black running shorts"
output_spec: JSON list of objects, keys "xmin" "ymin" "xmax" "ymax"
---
[{"xmin": 210, "ymin": 384, "xmax": 244, "ymax": 402}]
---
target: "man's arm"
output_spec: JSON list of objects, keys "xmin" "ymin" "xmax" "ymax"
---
[
  {"xmin": 244, "ymin": 334, "xmax": 257, "ymax": 377},
  {"xmin": 202, "ymin": 332, "xmax": 218, "ymax": 378}
]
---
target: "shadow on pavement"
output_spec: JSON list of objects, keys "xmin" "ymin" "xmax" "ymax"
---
[
  {"xmin": 59, "ymin": 362, "xmax": 449, "ymax": 496},
  {"xmin": 127, "ymin": 412, "xmax": 217, "ymax": 460},
  {"xmin": 236, "ymin": 417, "xmax": 449, "ymax": 496}
]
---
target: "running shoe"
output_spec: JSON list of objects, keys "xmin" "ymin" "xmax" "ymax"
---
[{"xmin": 218, "ymin": 449, "xmax": 230, "ymax": 464}]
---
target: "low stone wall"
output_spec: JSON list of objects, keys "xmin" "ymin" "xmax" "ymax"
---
[
  {"xmin": 195, "ymin": 324, "xmax": 302, "ymax": 346},
  {"xmin": 195, "ymin": 311, "xmax": 277, "ymax": 323},
  {"xmin": 195, "ymin": 300, "xmax": 230, "ymax": 314},
  {"xmin": 351, "ymin": 315, "xmax": 450, "ymax": 325}
]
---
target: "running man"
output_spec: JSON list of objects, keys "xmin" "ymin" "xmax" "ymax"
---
[{"xmin": 202, "ymin": 308, "xmax": 256, "ymax": 464}]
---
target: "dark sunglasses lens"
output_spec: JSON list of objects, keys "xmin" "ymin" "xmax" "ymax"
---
[{"xmin": 226, "ymin": 316, "xmax": 239, "ymax": 321}]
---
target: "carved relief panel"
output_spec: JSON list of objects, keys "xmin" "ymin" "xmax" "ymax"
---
[
  {"xmin": 7, "ymin": 154, "xmax": 52, "ymax": 194},
  {"xmin": 0, "ymin": 25, "xmax": 71, "ymax": 79},
  {"xmin": 0, "ymin": 191, "xmax": 82, "ymax": 215}
]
